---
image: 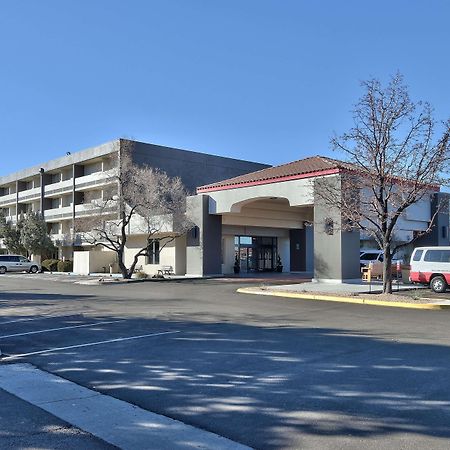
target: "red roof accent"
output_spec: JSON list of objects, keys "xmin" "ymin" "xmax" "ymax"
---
[{"xmin": 197, "ymin": 156, "xmax": 354, "ymax": 193}]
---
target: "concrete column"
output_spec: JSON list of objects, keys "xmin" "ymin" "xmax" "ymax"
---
[
  {"xmin": 174, "ymin": 234, "xmax": 187, "ymax": 275},
  {"xmin": 305, "ymin": 225, "xmax": 314, "ymax": 272},
  {"xmin": 313, "ymin": 175, "xmax": 360, "ymax": 282},
  {"xmin": 186, "ymin": 194, "xmax": 222, "ymax": 276},
  {"xmin": 278, "ymin": 237, "xmax": 290, "ymax": 272}
]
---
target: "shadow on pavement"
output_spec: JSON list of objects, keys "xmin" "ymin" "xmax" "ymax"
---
[{"xmin": 1, "ymin": 311, "xmax": 449, "ymax": 449}]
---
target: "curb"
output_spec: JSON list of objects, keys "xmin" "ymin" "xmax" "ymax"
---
[{"xmin": 236, "ymin": 287, "xmax": 450, "ymax": 310}]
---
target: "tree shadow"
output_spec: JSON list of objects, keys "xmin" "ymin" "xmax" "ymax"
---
[{"xmin": 2, "ymin": 314, "xmax": 449, "ymax": 449}]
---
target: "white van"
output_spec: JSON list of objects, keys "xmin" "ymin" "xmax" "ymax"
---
[
  {"xmin": 360, "ymin": 249, "xmax": 402, "ymax": 267},
  {"xmin": 410, "ymin": 246, "xmax": 450, "ymax": 293},
  {"xmin": 0, "ymin": 255, "xmax": 41, "ymax": 274}
]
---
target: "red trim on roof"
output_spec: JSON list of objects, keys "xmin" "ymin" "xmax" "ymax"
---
[{"xmin": 197, "ymin": 168, "xmax": 340, "ymax": 193}]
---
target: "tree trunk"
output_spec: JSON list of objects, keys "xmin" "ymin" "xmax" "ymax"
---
[
  {"xmin": 382, "ymin": 247, "xmax": 392, "ymax": 294},
  {"xmin": 117, "ymin": 249, "xmax": 130, "ymax": 279},
  {"xmin": 128, "ymin": 254, "xmax": 142, "ymax": 279}
]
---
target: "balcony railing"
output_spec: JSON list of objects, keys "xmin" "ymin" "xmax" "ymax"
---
[
  {"xmin": 74, "ymin": 201, "xmax": 118, "ymax": 217},
  {"xmin": 75, "ymin": 169, "xmax": 116, "ymax": 190},
  {"xmin": 18, "ymin": 187, "xmax": 41, "ymax": 202},
  {"xmin": 44, "ymin": 205, "xmax": 73, "ymax": 220},
  {"xmin": 47, "ymin": 232, "xmax": 92, "ymax": 246},
  {"xmin": 4, "ymin": 215, "xmax": 17, "ymax": 225},
  {"xmin": 44, "ymin": 179, "xmax": 73, "ymax": 196},
  {"xmin": 0, "ymin": 192, "xmax": 17, "ymax": 206}
]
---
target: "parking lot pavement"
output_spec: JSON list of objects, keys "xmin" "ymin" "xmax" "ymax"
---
[{"xmin": 1, "ymin": 275, "xmax": 450, "ymax": 449}]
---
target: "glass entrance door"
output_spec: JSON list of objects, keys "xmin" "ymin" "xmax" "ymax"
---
[{"xmin": 235, "ymin": 236, "xmax": 277, "ymax": 273}]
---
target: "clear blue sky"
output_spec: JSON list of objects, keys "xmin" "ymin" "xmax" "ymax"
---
[{"xmin": 0, "ymin": 0, "xmax": 449, "ymax": 176}]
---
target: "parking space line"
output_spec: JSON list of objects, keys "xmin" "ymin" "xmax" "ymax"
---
[
  {"xmin": 0, "ymin": 320, "xmax": 125, "ymax": 340},
  {"xmin": 2, "ymin": 330, "xmax": 181, "ymax": 361},
  {"xmin": 0, "ymin": 313, "xmax": 96, "ymax": 325}
]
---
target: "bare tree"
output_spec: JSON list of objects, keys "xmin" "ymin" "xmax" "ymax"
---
[
  {"xmin": 76, "ymin": 145, "xmax": 192, "ymax": 278},
  {"xmin": 316, "ymin": 73, "xmax": 449, "ymax": 293}
]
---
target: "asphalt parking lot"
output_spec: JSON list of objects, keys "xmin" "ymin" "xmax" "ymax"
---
[{"xmin": 1, "ymin": 274, "xmax": 450, "ymax": 449}]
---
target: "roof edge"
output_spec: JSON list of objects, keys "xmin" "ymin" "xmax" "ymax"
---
[{"xmin": 197, "ymin": 168, "xmax": 341, "ymax": 193}]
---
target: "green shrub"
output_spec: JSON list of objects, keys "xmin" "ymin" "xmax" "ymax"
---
[
  {"xmin": 41, "ymin": 259, "xmax": 59, "ymax": 272},
  {"xmin": 57, "ymin": 260, "xmax": 73, "ymax": 272}
]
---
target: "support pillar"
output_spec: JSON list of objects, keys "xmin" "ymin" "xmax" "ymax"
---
[
  {"xmin": 313, "ymin": 176, "xmax": 360, "ymax": 283},
  {"xmin": 186, "ymin": 195, "xmax": 222, "ymax": 276}
]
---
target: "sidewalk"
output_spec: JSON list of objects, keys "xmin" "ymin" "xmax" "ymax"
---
[
  {"xmin": 0, "ymin": 363, "xmax": 249, "ymax": 450},
  {"xmin": 238, "ymin": 280, "xmax": 450, "ymax": 310},
  {"xmin": 0, "ymin": 387, "xmax": 113, "ymax": 449},
  {"xmin": 261, "ymin": 280, "xmax": 424, "ymax": 295}
]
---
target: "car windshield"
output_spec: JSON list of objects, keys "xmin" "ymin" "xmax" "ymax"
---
[{"xmin": 360, "ymin": 253, "xmax": 380, "ymax": 260}]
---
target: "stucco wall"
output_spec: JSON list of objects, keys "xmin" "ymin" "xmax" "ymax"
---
[
  {"xmin": 123, "ymin": 234, "xmax": 187, "ymax": 275},
  {"xmin": 313, "ymin": 175, "xmax": 360, "ymax": 282},
  {"xmin": 73, "ymin": 250, "xmax": 117, "ymax": 275},
  {"xmin": 206, "ymin": 178, "xmax": 314, "ymax": 215}
]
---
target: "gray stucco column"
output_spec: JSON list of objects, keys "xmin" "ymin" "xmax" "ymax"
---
[
  {"xmin": 313, "ymin": 176, "xmax": 360, "ymax": 282},
  {"xmin": 186, "ymin": 194, "xmax": 222, "ymax": 276}
]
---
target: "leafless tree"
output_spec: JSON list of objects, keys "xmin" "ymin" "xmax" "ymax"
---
[
  {"xmin": 316, "ymin": 73, "xmax": 449, "ymax": 293},
  {"xmin": 76, "ymin": 144, "xmax": 192, "ymax": 278}
]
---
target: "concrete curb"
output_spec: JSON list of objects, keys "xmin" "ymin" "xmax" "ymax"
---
[
  {"xmin": 237, "ymin": 287, "xmax": 450, "ymax": 310},
  {"xmin": 0, "ymin": 363, "xmax": 250, "ymax": 450}
]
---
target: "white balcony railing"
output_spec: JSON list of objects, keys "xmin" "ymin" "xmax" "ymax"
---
[
  {"xmin": 0, "ymin": 192, "xmax": 17, "ymax": 206},
  {"xmin": 44, "ymin": 179, "xmax": 73, "ymax": 196},
  {"xmin": 4, "ymin": 215, "xmax": 17, "ymax": 224},
  {"xmin": 44, "ymin": 205, "xmax": 73, "ymax": 220},
  {"xmin": 74, "ymin": 201, "xmax": 118, "ymax": 217},
  {"xmin": 17, "ymin": 187, "xmax": 41, "ymax": 202},
  {"xmin": 75, "ymin": 169, "xmax": 116, "ymax": 190}
]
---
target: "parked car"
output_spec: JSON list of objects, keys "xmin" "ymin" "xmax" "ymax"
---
[
  {"xmin": 410, "ymin": 246, "xmax": 450, "ymax": 293},
  {"xmin": 0, "ymin": 255, "xmax": 41, "ymax": 274},
  {"xmin": 359, "ymin": 249, "xmax": 402, "ymax": 268}
]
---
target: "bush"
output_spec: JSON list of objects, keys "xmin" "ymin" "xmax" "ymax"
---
[
  {"xmin": 57, "ymin": 260, "xmax": 73, "ymax": 272},
  {"xmin": 41, "ymin": 259, "xmax": 59, "ymax": 272}
]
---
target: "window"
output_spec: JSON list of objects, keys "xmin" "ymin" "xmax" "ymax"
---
[
  {"xmin": 442, "ymin": 226, "xmax": 448, "ymax": 239},
  {"xmin": 360, "ymin": 252, "xmax": 381, "ymax": 261},
  {"xmin": 413, "ymin": 250, "xmax": 423, "ymax": 261},
  {"xmin": 19, "ymin": 256, "xmax": 28, "ymax": 262},
  {"xmin": 146, "ymin": 240, "xmax": 160, "ymax": 264},
  {"xmin": 424, "ymin": 250, "xmax": 450, "ymax": 263}
]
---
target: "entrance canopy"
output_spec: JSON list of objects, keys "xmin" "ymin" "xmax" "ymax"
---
[{"xmin": 187, "ymin": 156, "xmax": 361, "ymax": 282}]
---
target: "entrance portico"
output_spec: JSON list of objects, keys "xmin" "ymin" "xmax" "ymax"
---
[{"xmin": 185, "ymin": 156, "xmax": 362, "ymax": 282}]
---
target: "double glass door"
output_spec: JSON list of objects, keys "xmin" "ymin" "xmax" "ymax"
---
[{"xmin": 235, "ymin": 236, "xmax": 277, "ymax": 272}]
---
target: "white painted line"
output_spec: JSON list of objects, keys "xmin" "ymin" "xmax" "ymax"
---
[
  {"xmin": 0, "ymin": 313, "xmax": 94, "ymax": 325},
  {"xmin": 0, "ymin": 320, "xmax": 124, "ymax": 339},
  {"xmin": 0, "ymin": 363, "xmax": 249, "ymax": 450},
  {"xmin": 2, "ymin": 330, "xmax": 181, "ymax": 360}
]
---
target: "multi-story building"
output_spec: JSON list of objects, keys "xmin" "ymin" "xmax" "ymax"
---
[
  {"xmin": 0, "ymin": 139, "xmax": 268, "ymax": 261},
  {"xmin": 1, "ymin": 141, "xmax": 448, "ymax": 282}
]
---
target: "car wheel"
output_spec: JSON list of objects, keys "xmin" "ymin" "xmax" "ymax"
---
[
  {"xmin": 29, "ymin": 265, "xmax": 39, "ymax": 274},
  {"xmin": 430, "ymin": 275, "xmax": 447, "ymax": 293},
  {"xmin": 0, "ymin": 266, "xmax": 6, "ymax": 274}
]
